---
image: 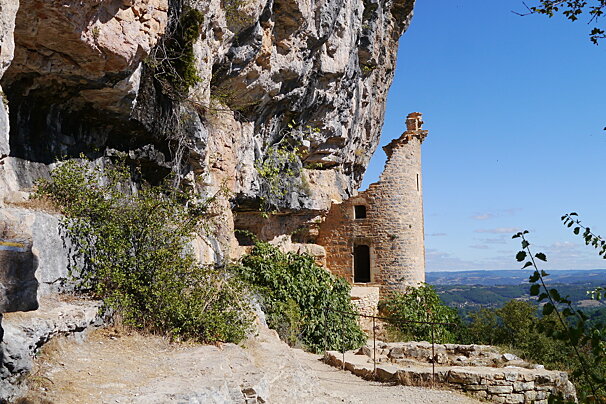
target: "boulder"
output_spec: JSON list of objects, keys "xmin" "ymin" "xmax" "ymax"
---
[{"xmin": 0, "ymin": 212, "xmax": 40, "ymax": 316}]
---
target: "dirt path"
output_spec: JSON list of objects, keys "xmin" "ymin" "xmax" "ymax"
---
[{"xmin": 21, "ymin": 325, "xmax": 482, "ymax": 404}]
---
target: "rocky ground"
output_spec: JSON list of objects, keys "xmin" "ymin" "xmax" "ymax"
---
[
  {"xmin": 18, "ymin": 317, "xmax": 481, "ymax": 403},
  {"xmin": 1, "ymin": 295, "xmax": 105, "ymax": 399}
]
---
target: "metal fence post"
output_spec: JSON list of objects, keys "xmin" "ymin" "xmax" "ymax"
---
[
  {"xmin": 323, "ymin": 306, "xmax": 328, "ymax": 355},
  {"xmin": 373, "ymin": 315, "xmax": 377, "ymax": 377},
  {"xmin": 341, "ymin": 312, "xmax": 345, "ymax": 370},
  {"xmin": 322, "ymin": 306, "xmax": 456, "ymax": 385},
  {"xmin": 431, "ymin": 322, "xmax": 435, "ymax": 387}
]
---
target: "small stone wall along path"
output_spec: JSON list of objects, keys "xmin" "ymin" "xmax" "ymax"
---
[{"xmin": 324, "ymin": 341, "xmax": 577, "ymax": 404}]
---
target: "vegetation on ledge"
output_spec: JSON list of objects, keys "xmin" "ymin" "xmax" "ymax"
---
[{"xmin": 35, "ymin": 158, "xmax": 253, "ymax": 343}]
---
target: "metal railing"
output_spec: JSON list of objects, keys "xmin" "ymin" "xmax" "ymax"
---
[{"xmin": 323, "ymin": 307, "xmax": 457, "ymax": 385}]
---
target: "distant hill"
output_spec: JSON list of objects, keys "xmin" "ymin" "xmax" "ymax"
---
[
  {"xmin": 425, "ymin": 269, "xmax": 606, "ymax": 315},
  {"xmin": 427, "ymin": 269, "xmax": 606, "ymax": 286}
]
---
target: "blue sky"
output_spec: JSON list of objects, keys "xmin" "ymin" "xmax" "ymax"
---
[{"xmin": 361, "ymin": 0, "xmax": 606, "ymax": 271}]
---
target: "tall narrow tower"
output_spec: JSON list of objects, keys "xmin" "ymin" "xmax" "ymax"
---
[
  {"xmin": 373, "ymin": 112, "xmax": 427, "ymax": 292},
  {"xmin": 317, "ymin": 112, "xmax": 428, "ymax": 296}
]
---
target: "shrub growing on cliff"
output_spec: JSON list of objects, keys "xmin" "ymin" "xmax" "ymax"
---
[
  {"xmin": 379, "ymin": 284, "xmax": 459, "ymax": 344},
  {"xmin": 255, "ymin": 141, "xmax": 304, "ymax": 212},
  {"xmin": 148, "ymin": 7, "xmax": 204, "ymax": 97},
  {"xmin": 35, "ymin": 159, "xmax": 253, "ymax": 343},
  {"xmin": 235, "ymin": 242, "xmax": 366, "ymax": 353}
]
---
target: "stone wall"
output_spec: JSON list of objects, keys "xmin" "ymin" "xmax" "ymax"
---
[
  {"xmin": 350, "ymin": 285, "xmax": 380, "ymax": 333},
  {"xmin": 317, "ymin": 113, "xmax": 427, "ymax": 295},
  {"xmin": 325, "ymin": 341, "xmax": 577, "ymax": 403}
]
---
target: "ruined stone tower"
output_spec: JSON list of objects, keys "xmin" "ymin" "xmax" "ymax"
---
[{"xmin": 317, "ymin": 112, "xmax": 428, "ymax": 295}]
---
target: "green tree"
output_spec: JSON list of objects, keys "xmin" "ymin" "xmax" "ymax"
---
[
  {"xmin": 379, "ymin": 284, "xmax": 459, "ymax": 343},
  {"xmin": 497, "ymin": 300, "xmax": 571, "ymax": 367},
  {"xmin": 463, "ymin": 308, "xmax": 500, "ymax": 345},
  {"xmin": 495, "ymin": 300, "xmax": 536, "ymax": 346}
]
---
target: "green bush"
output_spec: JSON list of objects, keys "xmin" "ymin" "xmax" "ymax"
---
[
  {"xmin": 235, "ymin": 242, "xmax": 366, "ymax": 353},
  {"xmin": 461, "ymin": 300, "xmax": 572, "ymax": 368},
  {"xmin": 35, "ymin": 159, "xmax": 253, "ymax": 343},
  {"xmin": 379, "ymin": 283, "xmax": 459, "ymax": 343},
  {"xmin": 255, "ymin": 142, "xmax": 303, "ymax": 212}
]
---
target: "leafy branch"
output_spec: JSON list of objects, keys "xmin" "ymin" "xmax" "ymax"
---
[
  {"xmin": 513, "ymin": 230, "xmax": 605, "ymax": 399},
  {"xmin": 562, "ymin": 213, "xmax": 606, "ymax": 304},
  {"xmin": 562, "ymin": 212, "xmax": 606, "ymax": 257},
  {"xmin": 514, "ymin": 0, "xmax": 606, "ymax": 44}
]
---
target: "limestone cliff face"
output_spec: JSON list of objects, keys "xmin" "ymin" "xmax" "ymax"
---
[
  {"xmin": 0, "ymin": 0, "xmax": 18, "ymax": 158},
  {"xmin": 0, "ymin": 0, "xmax": 415, "ymax": 258},
  {"xmin": 0, "ymin": 2, "xmax": 415, "ymax": 397}
]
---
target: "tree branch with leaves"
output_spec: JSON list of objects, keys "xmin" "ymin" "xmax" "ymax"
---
[
  {"xmin": 513, "ymin": 229, "xmax": 606, "ymax": 400},
  {"xmin": 515, "ymin": 0, "xmax": 606, "ymax": 43}
]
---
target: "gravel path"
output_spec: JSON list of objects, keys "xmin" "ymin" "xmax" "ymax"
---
[{"xmin": 21, "ymin": 320, "xmax": 482, "ymax": 403}]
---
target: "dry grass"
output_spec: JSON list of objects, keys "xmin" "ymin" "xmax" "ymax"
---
[
  {"xmin": 5, "ymin": 194, "xmax": 61, "ymax": 214},
  {"xmin": 12, "ymin": 396, "xmax": 54, "ymax": 404}
]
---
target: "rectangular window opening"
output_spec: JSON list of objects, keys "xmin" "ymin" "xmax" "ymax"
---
[
  {"xmin": 354, "ymin": 205, "xmax": 367, "ymax": 219},
  {"xmin": 353, "ymin": 244, "xmax": 371, "ymax": 283}
]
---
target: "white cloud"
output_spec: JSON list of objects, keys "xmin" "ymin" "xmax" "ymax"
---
[
  {"xmin": 471, "ymin": 209, "xmax": 522, "ymax": 221},
  {"xmin": 526, "ymin": 241, "xmax": 606, "ymax": 270},
  {"xmin": 475, "ymin": 227, "xmax": 521, "ymax": 234},
  {"xmin": 479, "ymin": 237, "xmax": 508, "ymax": 245},
  {"xmin": 471, "ymin": 213, "xmax": 495, "ymax": 220},
  {"xmin": 551, "ymin": 241, "xmax": 577, "ymax": 250},
  {"xmin": 426, "ymin": 249, "xmax": 482, "ymax": 271}
]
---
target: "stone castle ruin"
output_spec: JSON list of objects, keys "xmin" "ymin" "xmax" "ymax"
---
[
  {"xmin": 0, "ymin": 112, "xmax": 428, "ymax": 328},
  {"xmin": 317, "ymin": 112, "xmax": 428, "ymax": 296}
]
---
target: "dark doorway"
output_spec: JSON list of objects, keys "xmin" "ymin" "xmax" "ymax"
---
[{"xmin": 353, "ymin": 245, "xmax": 371, "ymax": 283}]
